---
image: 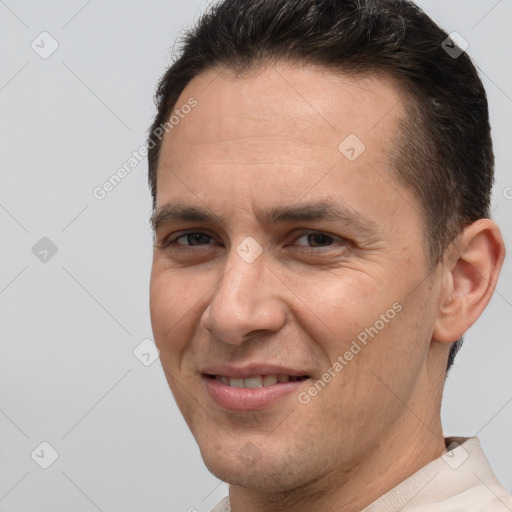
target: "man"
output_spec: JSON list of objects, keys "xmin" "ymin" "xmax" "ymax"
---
[{"xmin": 147, "ymin": 0, "xmax": 511, "ymax": 510}]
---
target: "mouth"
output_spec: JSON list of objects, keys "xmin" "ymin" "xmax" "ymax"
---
[
  {"xmin": 202, "ymin": 371, "xmax": 312, "ymax": 411},
  {"xmin": 205, "ymin": 374, "xmax": 310, "ymax": 388}
]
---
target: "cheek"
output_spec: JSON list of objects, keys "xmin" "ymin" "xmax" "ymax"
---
[
  {"xmin": 149, "ymin": 268, "xmax": 201, "ymax": 362},
  {"xmin": 149, "ymin": 270, "xmax": 208, "ymax": 423},
  {"xmin": 287, "ymin": 271, "xmax": 385, "ymax": 350},
  {"xmin": 296, "ymin": 273, "xmax": 425, "ymax": 400}
]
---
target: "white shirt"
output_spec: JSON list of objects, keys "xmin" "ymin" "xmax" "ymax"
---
[{"xmin": 211, "ymin": 437, "xmax": 512, "ymax": 511}]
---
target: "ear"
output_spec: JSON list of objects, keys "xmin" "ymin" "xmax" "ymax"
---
[{"xmin": 433, "ymin": 219, "xmax": 506, "ymax": 343}]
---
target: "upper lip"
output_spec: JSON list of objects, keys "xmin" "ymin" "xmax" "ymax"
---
[{"xmin": 201, "ymin": 364, "xmax": 311, "ymax": 378}]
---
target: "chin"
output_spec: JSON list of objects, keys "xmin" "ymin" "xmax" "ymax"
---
[{"xmin": 200, "ymin": 444, "xmax": 321, "ymax": 493}]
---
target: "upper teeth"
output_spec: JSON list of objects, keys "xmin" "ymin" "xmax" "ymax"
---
[{"xmin": 216, "ymin": 375, "xmax": 302, "ymax": 388}]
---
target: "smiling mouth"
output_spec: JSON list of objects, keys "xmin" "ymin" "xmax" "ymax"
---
[{"xmin": 205, "ymin": 374, "xmax": 310, "ymax": 388}]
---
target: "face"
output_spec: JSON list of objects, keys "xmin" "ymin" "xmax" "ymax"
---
[{"xmin": 150, "ymin": 64, "xmax": 444, "ymax": 492}]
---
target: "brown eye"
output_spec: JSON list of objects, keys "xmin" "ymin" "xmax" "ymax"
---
[
  {"xmin": 296, "ymin": 232, "xmax": 336, "ymax": 247},
  {"xmin": 169, "ymin": 232, "xmax": 215, "ymax": 246}
]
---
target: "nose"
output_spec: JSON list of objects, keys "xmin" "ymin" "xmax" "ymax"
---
[{"xmin": 200, "ymin": 248, "xmax": 287, "ymax": 346}]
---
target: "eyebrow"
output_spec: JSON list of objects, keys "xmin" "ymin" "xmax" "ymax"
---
[
  {"xmin": 151, "ymin": 204, "xmax": 216, "ymax": 231},
  {"xmin": 150, "ymin": 201, "xmax": 379, "ymax": 237}
]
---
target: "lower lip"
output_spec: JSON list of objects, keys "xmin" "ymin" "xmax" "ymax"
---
[{"xmin": 203, "ymin": 376, "xmax": 308, "ymax": 411}]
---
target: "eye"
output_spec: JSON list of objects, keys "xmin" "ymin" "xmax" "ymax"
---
[
  {"xmin": 166, "ymin": 231, "xmax": 216, "ymax": 246},
  {"xmin": 295, "ymin": 231, "xmax": 338, "ymax": 248}
]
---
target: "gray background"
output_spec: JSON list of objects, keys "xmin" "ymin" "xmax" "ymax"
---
[{"xmin": 0, "ymin": 1, "xmax": 510, "ymax": 511}]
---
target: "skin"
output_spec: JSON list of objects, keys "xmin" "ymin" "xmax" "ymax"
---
[{"xmin": 149, "ymin": 63, "xmax": 505, "ymax": 512}]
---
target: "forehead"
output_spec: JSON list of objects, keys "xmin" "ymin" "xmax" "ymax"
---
[
  {"xmin": 155, "ymin": 64, "xmax": 420, "ymax": 232},
  {"xmin": 163, "ymin": 63, "xmax": 405, "ymax": 152}
]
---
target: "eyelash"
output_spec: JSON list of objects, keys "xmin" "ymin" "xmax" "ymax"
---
[{"xmin": 161, "ymin": 230, "xmax": 347, "ymax": 250}]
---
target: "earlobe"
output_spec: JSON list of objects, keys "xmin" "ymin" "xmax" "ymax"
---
[{"xmin": 432, "ymin": 219, "xmax": 505, "ymax": 343}]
